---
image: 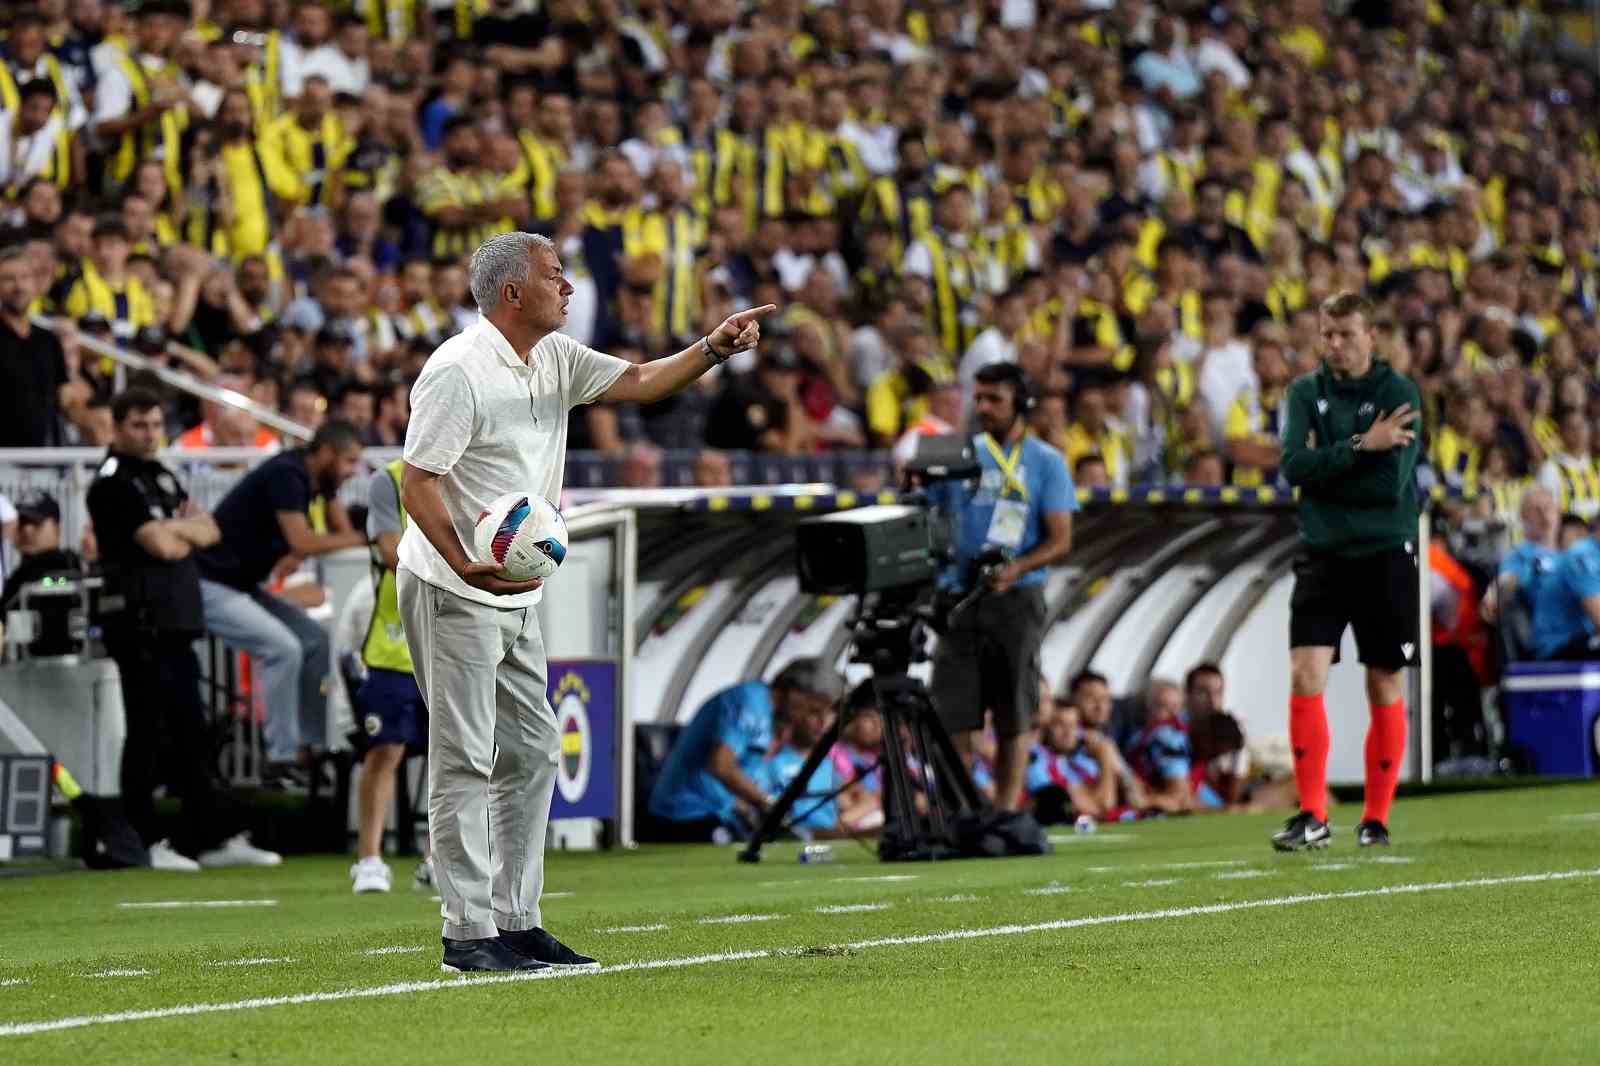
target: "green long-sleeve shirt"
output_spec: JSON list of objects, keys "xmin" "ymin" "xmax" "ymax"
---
[{"xmin": 1279, "ymin": 360, "xmax": 1421, "ymax": 557}]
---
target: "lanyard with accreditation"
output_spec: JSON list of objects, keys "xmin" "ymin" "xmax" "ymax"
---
[{"xmin": 979, "ymin": 433, "xmax": 1029, "ymax": 550}]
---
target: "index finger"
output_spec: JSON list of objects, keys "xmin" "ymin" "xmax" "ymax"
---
[{"xmin": 732, "ymin": 304, "xmax": 778, "ymax": 325}]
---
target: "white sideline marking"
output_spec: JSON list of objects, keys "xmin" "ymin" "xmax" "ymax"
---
[
  {"xmin": 1552, "ymin": 812, "xmax": 1600, "ymax": 822},
  {"xmin": 79, "ymin": 970, "xmax": 151, "ymax": 978},
  {"xmin": 935, "ymin": 894, "xmax": 979, "ymax": 904},
  {"xmin": 815, "ymin": 903, "xmax": 889, "ymax": 914},
  {"xmin": 696, "ymin": 914, "xmax": 780, "ymax": 925},
  {"xmin": 1122, "ymin": 878, "xmax": 1179, "ymax": 888},
  {"xmin": 1214, "ymin": 870, "xmax": 1273, "ymax": 881},
  {"xmin": 544, "ymin": 892, "xmax": 575, "ymax": 898},
  {"xmin": 833, "ymin": 875, "xmax": 918, "ymax": 883},
  {"xmin": 1370, "ymin": 856, "xmax": 1414, "ymax": 864},
  {"xmin": 212, "ymin": 958, "xmax": 292, "ymax": 968},
  {"xmin": 116, "ymin": 900, "xmax": 277, "ymax": 910},
  {"xmin": 1046, "ymin": 833, "xmax": 1131, "ymax": 845},
  {"xmin": 9, "ymin": 868, "xmax": 1598, "ymax": 1039},
  {"xmin": 361, "ymin": 947, "xmax": 427, "ymax": 956},
  {"xmin": 0, "ymin": 979, "xmax": 27, "ymax": 988},
  {"xmin": 1313, "ymin": 863, "xmax": 1352, "ymax": 871},
  {"xmin": 597, "ymin": 924, "xmax": 669, "ymax": 934}
]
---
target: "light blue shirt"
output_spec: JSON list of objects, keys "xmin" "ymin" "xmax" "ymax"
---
[
  {"xmin": 758, "ymin": 745, "xmax": 838, "ymax": 832},
  {"xmin": 1500, "ymin": 541, "xmax": 1560, "ymax": 613},
  {"xmin": 1131, "ymin": 49, "xmax": 1202, "ymax": 99},
  {"xmin": 931, "ymin": 433, "xmax": 1075, "ymax": 591},
  {"xmin": 649, "ymin": 681, "xmax": 773, "ymax": 824},
  {"xmin": 1532, "ymin": 539, "xmax": 1600, "ymax": 658}
]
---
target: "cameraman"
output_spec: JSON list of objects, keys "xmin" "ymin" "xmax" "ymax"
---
[{"xmin": 929, "ymin": 363, "xmax": 1076, "ymax": 811}]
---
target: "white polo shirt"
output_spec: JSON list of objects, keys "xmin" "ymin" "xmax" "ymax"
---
[{"xmin": 399, "ymin": 317, "xmax": 629, "ymax": 608}]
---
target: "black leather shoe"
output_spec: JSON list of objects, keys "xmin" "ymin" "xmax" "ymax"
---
[
  {"xmin": 497, "ymin": 927, "xmax": 600, "ymax": 969},
  {"xmin": 441, "ymin": 936, "xmax": 552, "ymax": 974}
]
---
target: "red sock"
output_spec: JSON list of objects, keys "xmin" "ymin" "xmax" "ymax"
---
[
  {"xmin": 1289, "ymin": 693, "xmax": 1330, "ymax": 822},
  {"xmin": 1363, "ymin": 699, "xmax": 1407, "ymax": 826}
]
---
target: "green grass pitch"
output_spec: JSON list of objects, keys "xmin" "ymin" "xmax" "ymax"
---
[{"xmin": 3, "ymin": 782, "xmax": 1599, "ymax": 1064}]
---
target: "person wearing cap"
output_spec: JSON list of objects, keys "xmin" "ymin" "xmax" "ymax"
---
[
  {"xmin": 704, "ymin": 343, "xmax": 810, "ymax": 453},
  {"xmin": 87, "ymin": 387, "xmax": 282, "ymax": 870},
  {"xmin": 646, "ymin": 657, "xmax": 847, "ymax": 842},
  {"xmin": 0, "ymin": 494, "xmax": 81, "ymax": 644},
  {"xmin": 306, "ymin": 322, "xmax": 358, "ymax": 399}
]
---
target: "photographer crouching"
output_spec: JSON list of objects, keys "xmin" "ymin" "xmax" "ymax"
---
[{"xmin": 927, "ymin": 363, "xmax": 1076, "ymax": 811}]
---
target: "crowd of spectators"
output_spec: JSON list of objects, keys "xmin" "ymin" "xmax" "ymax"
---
[{"xmin": 0, "ymin": 0, "xmax": 1593, "ymax": 502}]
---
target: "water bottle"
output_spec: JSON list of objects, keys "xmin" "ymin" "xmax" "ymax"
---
[
  {"xmin": 1074, "ymin": 814, "xmax": 1097, "ymax": 834},
  {"xmin": 799, "ymin": 843, "xmax": 835, "ymax": 864}
]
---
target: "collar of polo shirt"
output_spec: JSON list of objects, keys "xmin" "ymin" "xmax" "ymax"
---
[{"xmin": 479, "ymin": 318, "xmax": 531, "ymax": 369}]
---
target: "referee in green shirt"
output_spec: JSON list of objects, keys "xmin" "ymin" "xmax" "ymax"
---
[{"xmin": 1273, "ymin": 291, "xmax": 1422, "ymax": 853}]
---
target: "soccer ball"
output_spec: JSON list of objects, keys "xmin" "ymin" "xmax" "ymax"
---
[{"xmin": 472, "ymin": 492, "xmax": 568, "ymax": 582}]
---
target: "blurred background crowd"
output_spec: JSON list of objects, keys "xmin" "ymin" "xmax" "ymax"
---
[{"xmin": 0, "ymin": 0, "xmax": 1594, "ymax": 504}]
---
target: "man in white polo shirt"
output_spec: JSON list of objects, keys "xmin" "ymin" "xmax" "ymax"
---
[{"xmin": 399, "ymin": 231, "xmax": 773, "ymax": 974}]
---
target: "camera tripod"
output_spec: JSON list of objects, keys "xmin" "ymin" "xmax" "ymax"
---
[{"xmin": 737, "ymin": 587, "xmax": 985, "ymax": 863}]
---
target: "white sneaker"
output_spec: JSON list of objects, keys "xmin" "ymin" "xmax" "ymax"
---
[
  {"xmin": 351, "ymin": 857, "xmax": 392, "ymax": 894},
  {"xmin": 197, "ymin": 832, "xmax": 283, "ymax": 868},
  {"xmin": 148, "ymin": 839, "xmax": 201, "ymax": 872},
  {"xmin": 413, "ymin": 857, "xmax": 434, "ymax": 890}
]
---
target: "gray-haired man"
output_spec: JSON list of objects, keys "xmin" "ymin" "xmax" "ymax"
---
[{"xmin": 398, "ymin": 231, "xmax": 775, "ymax": 973}]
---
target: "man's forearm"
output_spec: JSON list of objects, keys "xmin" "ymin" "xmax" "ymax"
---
[
  {"xmin": 401, "ymin": 470, "xmax": 472, "ymax": 575},
  {"xmin": 1012, "ymin": 527, "xmax": 1072, "ymax": 574},
  {"xmin": 171, "ymin": 515, "xmax": 219, "ymax": 547},
  {"xmin": 721, "ymin": 768, "xmax": 770, "ymax": 810},
  {"xmin": 632, "ymin": 344, "xmax": 717, "ymax": 403}
]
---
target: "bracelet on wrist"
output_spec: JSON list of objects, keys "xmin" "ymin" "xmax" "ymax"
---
[{"xmin": 700, "ymin": 335, "xmax": 729, "ymax": 364}]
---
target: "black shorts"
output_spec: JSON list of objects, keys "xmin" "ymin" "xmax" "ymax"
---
[
  {"xmin": 931, "ymin": 585, "xmax": 1048, "ymax": 738},
  {"xmin": 1289, "ymin": 544, "xmax": 1420, "ymax": 670}
]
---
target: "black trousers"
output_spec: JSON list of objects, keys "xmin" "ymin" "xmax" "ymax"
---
[{"xmin": 106, "ymin": 631, "xmax": 233, "ymax": 853}]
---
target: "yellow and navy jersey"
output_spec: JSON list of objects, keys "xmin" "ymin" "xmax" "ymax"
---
[
  {"xmin": 633, "ymin": 206, "xmax": 704, "ymax": 342},
  {"xmin": 514, "ymin": 129, "xmax": 568, "ymax": 222},
  {"xmin": 188, "ymin": 140, "xmax": 301, "ymax": 260},
  {"xmin": 417, "ymin": 166, "xmax": 521, "ymax": 259},
  {"xmin": 681, "ymin": 125, "xmax": 747, "ymax": 218},
  {"xmin": 63, "ymin": 266, "xmax": 155, "ymax": 341},
  {"xmin": 1430, "ymin": 424, "xmax": 1480, "ymax": 492},
  {"xmin": 261, "ymin": 111, "xmax": 350, "ymax": 207},
  {"xmin": 1224, "ymin": 390, "xmax": 1284, "ymax": 487},
  {"xmin": 1061, "ymin": 422, "xmax": 1130, "ymax": 486},
  {"xmin": 859, "ymin": 174, "xmax": 936, "ymax": 260},
  {"xmin": 1544, "ymin": 455, "xmax": 1600, "ymax": 521},
  {"xmin": 865, "ymin": 357, "xmax": 955, "ymax": 441}
]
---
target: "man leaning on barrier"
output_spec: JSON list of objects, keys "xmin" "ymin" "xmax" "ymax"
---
[{"xmin": 87, "ymin": 388, "xmax": 281, "ymax": 870}]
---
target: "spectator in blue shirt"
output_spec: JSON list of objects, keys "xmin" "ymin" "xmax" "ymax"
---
[
  {"xmin": 928, "ymin": 362, "xmax": 1075, "ymax": 812},
  {"xmin": 1483, "ymin": 487, "xmax": 1560, "ymax": 657},
  {"xmin": 759, "ymin": 692, "xmax": 844, "ymax": 835},
  {"xmin": 1127, "ymin": 679, "xmax": 1197, "ymax": 813},
  {"xmin": 1531, "ymin": 523, "xmax": 1600, "ymax": 661},
  {"xmin": 646, "ymin": 658, "xmax": 846, "ymax": 842}
]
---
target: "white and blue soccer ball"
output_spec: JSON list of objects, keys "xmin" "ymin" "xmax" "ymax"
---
[{"xmin": 473, "ymin": 492, "xmax": 568, "ymax": 582}]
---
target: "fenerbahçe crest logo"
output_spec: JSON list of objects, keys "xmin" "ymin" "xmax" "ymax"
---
[{"xmin": 553, "ymin": 671, "xmax": 593, "ymax": 804}]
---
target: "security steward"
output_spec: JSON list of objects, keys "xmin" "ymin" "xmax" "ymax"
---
[
  {"xmin": 86, "ymin": 388, "xmax": 241, "ymax": 867},
  {"xmin": 928, "ymin": 362, "xmax": 1076, "ymax": 812}
]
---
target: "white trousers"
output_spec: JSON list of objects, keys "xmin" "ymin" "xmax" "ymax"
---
[{"xmin": 398, "ymin": 569, "xmax": 558, "ymax": 941}]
